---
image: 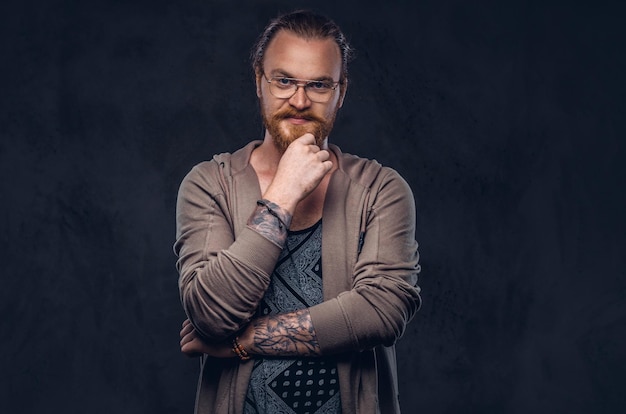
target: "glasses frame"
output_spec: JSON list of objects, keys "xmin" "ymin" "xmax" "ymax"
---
[{"xmin": 262, "ymin": 73, "xmax": 341, "ymax": 103}]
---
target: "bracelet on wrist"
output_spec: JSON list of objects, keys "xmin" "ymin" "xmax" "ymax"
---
[
  {"xmin": 257, "ymin": 199, "xmax": 290, "ymax": 229},
  {"xmin": 232, "ymin": 336, "xmax": 251, "ymax": 361}
]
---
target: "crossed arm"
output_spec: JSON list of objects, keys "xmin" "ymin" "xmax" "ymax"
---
[
  {"xmin": 180, "ymin": 196, "xmax": 322, "ymax": 360},
  {"xmin": 178, "ymin": 136, "xmax": 334, "ymax": 360},
  {"xmin": 180, "ymin": 308, "xmax": 321, "ymax": 359},
  {"xmin": 175, "ymin": 136, "xmax": 421, "ymax": 360}
]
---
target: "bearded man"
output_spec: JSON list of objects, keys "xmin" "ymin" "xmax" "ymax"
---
[{"xmin": 174, "ymin": 10, "xmax": 421, "ymax": 414}]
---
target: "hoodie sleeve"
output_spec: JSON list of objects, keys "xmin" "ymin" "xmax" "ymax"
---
[
  {"xmin": 309, "ymin": 167, "xmax": 421, "ymax": 354},
  {"xmin": 174, "ymin": 161, "xmax": 283, "ymax": 341}
]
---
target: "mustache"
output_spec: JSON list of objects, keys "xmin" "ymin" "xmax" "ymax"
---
[{"xmin": 272, "ymin": 108, "xmax": 326, "ymax": 124}]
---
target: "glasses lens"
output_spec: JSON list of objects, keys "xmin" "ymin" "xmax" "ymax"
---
[
  {"xmin": 268, "ymin": 78, "xmax": 334, "ymax": 103},
  {"xmin": 306, "ymin": 89, "xmax": 330, "ymax": 103},
  {"xmin": 269, "ymin": 84, "xmax": 293, "ymax": 99}
]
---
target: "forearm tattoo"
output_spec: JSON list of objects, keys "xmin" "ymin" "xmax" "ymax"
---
[
  {"xmin": 247, "ymin": 199, "xmax": 292, "ymax": 246},
  {"xmin": 250, "ymin": 308, "xmax": 321, "ymax": 357}
]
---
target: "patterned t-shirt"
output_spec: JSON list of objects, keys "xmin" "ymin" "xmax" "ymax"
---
[{"xmin": 244, "ymin": 220, "xmax": 341, "ymax": 414}]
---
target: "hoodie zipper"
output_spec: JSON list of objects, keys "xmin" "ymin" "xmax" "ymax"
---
[{"xmin": 357, "ymin": 189, "xmax": 372, "ymax": 255}]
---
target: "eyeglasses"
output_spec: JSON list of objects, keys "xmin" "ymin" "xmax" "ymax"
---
[{"xmin": 263, "ymin": 74, "xmax": 340, "ymax": 103}]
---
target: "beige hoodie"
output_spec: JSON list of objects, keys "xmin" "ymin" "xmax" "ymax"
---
[{"xmin": 174, "ymin": 141, "xmax": 421, "ymax": 414}]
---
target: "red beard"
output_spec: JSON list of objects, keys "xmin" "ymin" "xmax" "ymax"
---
[{"xmin": 261, "ymin": 105, "xmax": 338, "ymax": 153}]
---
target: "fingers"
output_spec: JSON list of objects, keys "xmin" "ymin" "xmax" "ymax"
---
[
  {"xmin": 267, "ymin": 132, "xmax": 333, "ymax": 206},
  {"xmin": 180, "ymin": 321, "xmax": 193, "ymax": 335},
  {"xmin": 294, "ymin": 134, "xmax": 330, "ymax": 161},
  {"xmin": 295, "ymin": 132, "xmax": 316, "ymax": 145},
  {"xmin": 179, "ymin": 319, "xmax": 204, "ymax": 358},
  {"xmin": 179, "ymin": 324, "xmax": 201, "ymax": 357},
  {"xmin": 180, "ymin": 329, "xmax": 193, "ymax": 346},
  {"xmin": 316, "ymin": 148, "xmax": 329, "ymax": 160},
  {"xmin": 181, "ymin": 338, "xmax": 203, "ymax": 358}
]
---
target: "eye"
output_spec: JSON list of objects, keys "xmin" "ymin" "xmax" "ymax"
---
[
  {"xmin": 274, "ymin": 77, "xmax": 293, "ymax": 87},
  {"xmin": 308, "ymin": 81, "xmax": 332, "ymax": 90}
]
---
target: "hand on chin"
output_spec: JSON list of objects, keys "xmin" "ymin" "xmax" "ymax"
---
[{"xmin": 281, "ymin": 121, "xmax": 321, "ymax": 144}]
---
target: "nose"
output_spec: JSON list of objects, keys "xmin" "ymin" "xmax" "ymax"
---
[{"xmin": 288, "ymin": 84, "xmax": 312, "ymax": 110}]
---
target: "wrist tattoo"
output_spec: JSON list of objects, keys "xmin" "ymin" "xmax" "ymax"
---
[
  {"xmin": 251, "ymin": 309, "xmax": 321, "ymax": 357},
  {"xmin": 247, "ymin": 199, "xmax": 292, "ymax": 246}
]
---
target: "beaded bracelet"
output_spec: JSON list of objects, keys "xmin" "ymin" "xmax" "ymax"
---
[{"xmin": 232, "ymin": 336, "xmax": 251, "ymax": 361}]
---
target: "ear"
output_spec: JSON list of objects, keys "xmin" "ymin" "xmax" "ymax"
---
[
  {"xmin": 255, "ymin": 70, "xmax": 263, "ymax": 98},
  {"xmin": 338, "ymin": 78, "xmax": 348, "ymax": 108}
]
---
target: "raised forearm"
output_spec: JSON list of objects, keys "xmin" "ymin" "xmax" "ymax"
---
[
  {"xmin": 177, "ymin": 179, "xmax": 293, "ymax": 340},
  {"xmin": 247, "ymin": 199, "xmax": 292, "ymax": 246},
  {"xmin": 240, "ymin": 308, "xmax": 322, "ymax": 357}
]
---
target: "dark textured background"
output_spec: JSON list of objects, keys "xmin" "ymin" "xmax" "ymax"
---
[{"xmin": 1, "ymin": 0, "xmax": 625, "ymax": 413}]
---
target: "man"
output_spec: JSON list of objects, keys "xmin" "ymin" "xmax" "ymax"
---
[{"xmin": 174, "ymin": 10, "xmax": 421, "ymax": 414}]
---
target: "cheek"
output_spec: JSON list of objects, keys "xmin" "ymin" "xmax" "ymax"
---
[
  {"xmin": 258, "ymin": 96, "xmax": 273, "ymax": 118},
  {"xmin": 323, "ymin": 95, "xmax": 341, "ymax": 117},
  {"xmin": 260, "ymin": 92, "xmax": 284, "ymax": 114},
  {"xmin": 325, "ymin": 106, "xmax": 336, "ymax": 119},
  {"xmin": 322, "ymin": 103, "xmax": 340, "ymax": 121}
]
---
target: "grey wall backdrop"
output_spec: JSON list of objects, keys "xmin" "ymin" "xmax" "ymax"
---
[{"xmin": 2, "ymin": 0, "xmax": 624, "ymax": 413}]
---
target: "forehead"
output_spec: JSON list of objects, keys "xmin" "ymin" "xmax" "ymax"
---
[{"xmin": 263, "ymin": 30, "xmax": 342, "ymax": 79}]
